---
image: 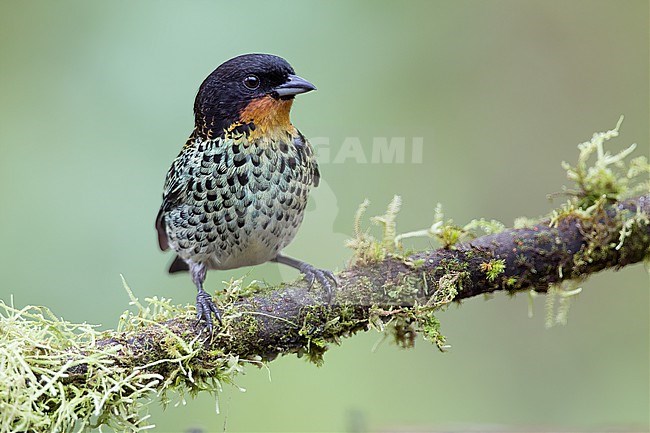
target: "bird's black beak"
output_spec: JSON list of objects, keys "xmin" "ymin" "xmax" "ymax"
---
[{"xmin": 272, "ymin": 74, "xmax": 316, "ymax": 98}]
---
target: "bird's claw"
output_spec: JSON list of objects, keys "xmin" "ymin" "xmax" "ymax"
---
[
  {"xmin": 299, "ymin": 263, "xmax": 338, "ymax": 302},
  {"xmin": 196, "ymin": 289, "xmax": 222, "ymax": 332}
]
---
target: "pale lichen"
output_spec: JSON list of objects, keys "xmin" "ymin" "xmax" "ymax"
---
[
  {"xmin": 0, "ymin": 299, "xmax": 161, "ymax": 432},
  {"xmin": 343, "ymin": 197, "xmax": 467, "ymax": 352},
  {"xmin": 371, "ymin": 195, "xmax": 402, "ymax": 252},
  {"xmin": 394, "ymin": 203, "xmax": 505, "ymax": 249},
  {"xmin": 0, "ymin": 275, "xmax": 257, "ymax": 433},
  {"xmin": 543, "ymin": 281, "xmax": 583, "ymax": 328},
  {"xmin": 539, "ymin": 117, "xmax": 649, "ymax": 326},
  {"xmin": 560, "ymin": 116, "xmax": 647, "ymax": 208}
]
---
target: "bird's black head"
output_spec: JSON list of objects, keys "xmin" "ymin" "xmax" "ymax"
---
[{"xmin": 193, "ymin": 54, "xmax": 316, "ymax": 139}]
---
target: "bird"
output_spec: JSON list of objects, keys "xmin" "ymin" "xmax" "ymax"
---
[{"xmin": 155, "ymin": 53, "xmax": 336, "ymax": 330}]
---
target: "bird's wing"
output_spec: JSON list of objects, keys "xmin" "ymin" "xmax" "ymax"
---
[
  {"xmin": 294, "ymin": 129, "xmax": 320, "ymax": 187},
  {"xmin": 311, "ymin": 158, "xmax": 321, "ymax": 187},
  {"xmin": 155, "ymin": 147, "xmax": 193, "ymax": 251}
]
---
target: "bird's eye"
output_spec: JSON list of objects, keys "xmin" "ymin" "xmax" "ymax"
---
[{"xmin": 243, "ymin": 75, "xmax": 260, "ymax": 90}]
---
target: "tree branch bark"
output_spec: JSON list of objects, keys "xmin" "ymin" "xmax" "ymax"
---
[
  {"xmin": 5, "ymin": 193, "xmax": 648, "ymax": 433},
  {"xmin": 92, "ymin": 194, "xmax": 649, "ymax": 375}
]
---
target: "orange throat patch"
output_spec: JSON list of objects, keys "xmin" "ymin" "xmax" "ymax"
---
[{"xmin": 237, "ymin": 95, "xmax": 294, "ymax": 139}]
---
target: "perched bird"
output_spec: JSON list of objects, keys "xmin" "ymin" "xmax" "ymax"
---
[{"xmin": 155, "ymin": 53, "xmax": 336, "ymax": 329}]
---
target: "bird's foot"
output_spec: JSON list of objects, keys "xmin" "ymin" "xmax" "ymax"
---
[
  {"xmin": 196, "ymin": 288, "xmax": 222, "ymax": 332},
  {"xmin": 298, "ymin": 263, "xmax": 338, "ymax": 302}
]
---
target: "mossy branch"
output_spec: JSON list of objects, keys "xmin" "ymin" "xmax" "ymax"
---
[
  {"xmin": 1, "ymin": 119, "xmax": 649, "ymax": 432},
  {"xmin": 91, "ymin": 194, "xmax": 650, "ymax": 365}
]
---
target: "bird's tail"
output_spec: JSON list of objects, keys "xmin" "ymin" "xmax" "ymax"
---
[{"xmin": 168, "ymin": 256, "xmax": 189, "ymax": 274}]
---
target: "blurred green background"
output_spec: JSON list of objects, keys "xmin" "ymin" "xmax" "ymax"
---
[{"xmin": 0, "ymin": 1, "xmax": 648, "ymax": 432}]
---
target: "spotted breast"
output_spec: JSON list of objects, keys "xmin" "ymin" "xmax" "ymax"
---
[{"xmin": 160, "ymin": 128, "xmax": 319, "ymax": 271}]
